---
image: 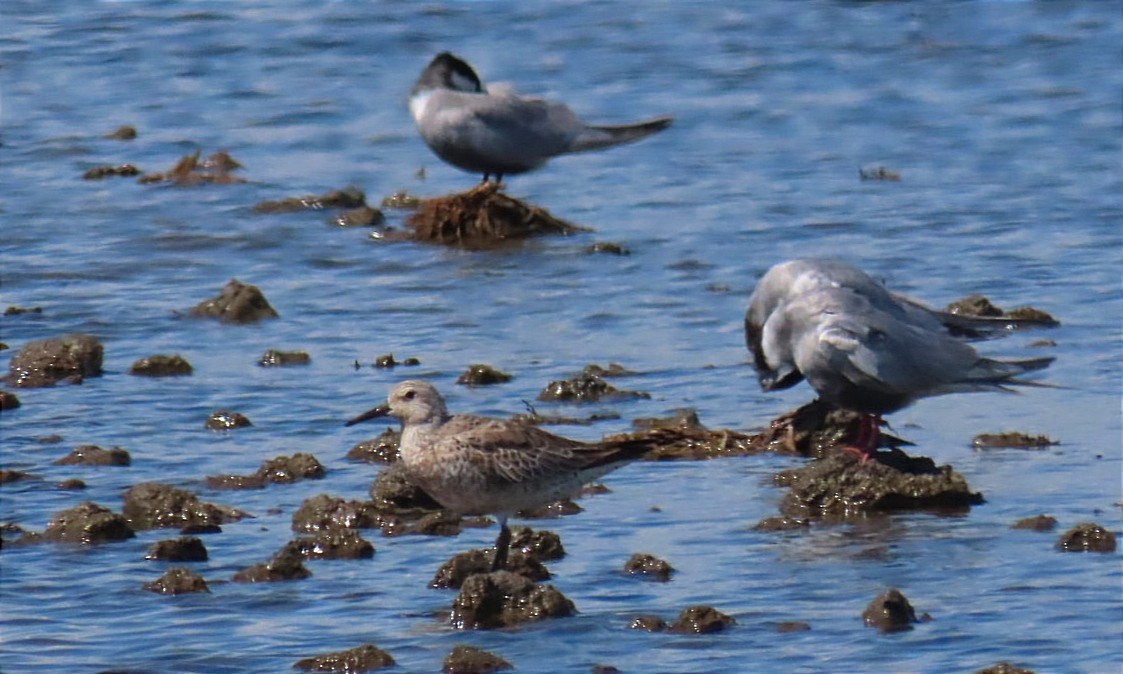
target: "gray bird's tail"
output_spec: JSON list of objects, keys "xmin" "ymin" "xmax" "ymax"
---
[{"xmin": 571, "ymin": 116, "xmax": 673, "ymax": 152}]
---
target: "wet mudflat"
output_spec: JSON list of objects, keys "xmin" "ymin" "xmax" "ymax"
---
[{"xmin": 1, "ymin": 1, "xmax": 1120, "ymax": 673}]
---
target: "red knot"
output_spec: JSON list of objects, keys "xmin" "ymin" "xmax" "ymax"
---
[{"xmin": 346, "ymin": 379, "xmax": 661, "ymax": 570}]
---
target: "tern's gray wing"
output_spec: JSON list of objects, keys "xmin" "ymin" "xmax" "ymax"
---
[
  {"xmin": 419, "ymin": 90, "xmax": 582, "ymax": 174},
  {"xmin": 787, "ymin": 289, "xmax": 1037, "ymax": 414}
]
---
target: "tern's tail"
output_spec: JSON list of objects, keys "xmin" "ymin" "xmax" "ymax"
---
[{"xmin": 571, "ymin": 116, "xmax": 673, "ymax": 152}]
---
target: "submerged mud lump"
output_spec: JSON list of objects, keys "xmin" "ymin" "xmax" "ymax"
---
[
  {"xmin": 1010, "ymin": 515, "xmax": 1058, "ymax": 532},
  {"xmin": 281, "ymin": 529, "xmax": 375, "ymax": 560},
  {"xmin": 623, "ymin": 553, "xmax": 674, "ymax": 582},
  {"xmin": 401, "ymin": 182, "xmax": 586, "ymax": 247},
  {"xmin": 291, "ymin": 493, "xmax": 383, "ymax": 533},
  {"xmin": 1055, "ymin": 522, "xmax": 1116, "ymax": 553},
  {"xmin": 346, "ymin": 427, "xmax": 401, "ymax": 464},
  {"xmin": 293, "ymin": 644, "xmax": 395, "ymax": 673},
  {"xmin": 537, "ymin": 372, "xmax": 650, "ymax": 403},
  {"xmin": 232, "ymin": 549, "xmax": 312, "ymax": 582},
  {"xmin": 257, "ymin": 349, "xmax": 311, "ymax": 367},
  {"xmin": 123, "ymin": 482, "xmax": 249, "ymax": 530},
  {"xmin": 973, "ymin": 662, "xmax": 1037, "ymax": 674},
  {"xmin": 443, "ymin": 645, "xmax": 512, "ymax": 674},
  {"xmin": 128, "ymin": 354, "xmax": 194, "ymax": 376},
  {"xmin": 252, "ymin": 186, "xmax": 367, "ymax": 214},
  {"xmin": 204, "ymin": 409, "xmax": 253, "ymax": 430},
  {"xmin": 44, "ymin": 501, "xmax": 136, "ymax": 544},
  {"xmin": 208, "ymin": 452, "xmax": 326, "ymax": 489},
  {"xmin": 508, "ymin": 526, "xmax": 565, "ymax": 561},
  {"xmin": 0, "ymin": 390, "xmax": 20, "ymax": 411},
  {"xmin": 83, "ymin": 164, "xmax": 141, "ymax": 180},
  {"xmin": 945, "ymin": 294, "xmax": 1059, "ymax": 327},
  {"xmin": 188, "ymin": 279, "xmax": 278, "ymax": 324},
  {"xmin": 6, "ymin": 333, "xmax": 104, "ymax": 387},
  {"xmin": 776, "ymin": 449, "xmax": 984, "ymax": 519},
  {"xmin": 669, "ymin": 606, "xmax": 736, "ymax": 634},
  {"xmin": 431, "ymin": 548, "xmax": 550, "ymax": 589},
  {"xmin": 457, "ymin": 364, "xmax": 513, "ymax": 386},
  {"xmin": 143, "ymin": 567, "xmax": 210, "ymax": 595},
  {"xmin": 53, "ymin": 445, "xmax": 131, "ymax": 466},
  {"xmin": 449, "ymin": 570, "xmax": 575, "ymax": 629},
  {"xmin": 138, "ymin": 149, "xmax": 245, "ymax": 185},
  {"xmin": 971, "ymin": 432, "xmax": 1058, "ymax": 450},
  {"xmin": 862, "ymin": 588, "xmax": 919, "ymax": 633},
  {"xmin": 145, "ymin": 536, "xmax": 208, "ymax": 562}
]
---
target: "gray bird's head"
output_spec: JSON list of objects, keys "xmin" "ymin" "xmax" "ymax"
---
[
  {"xmin": 345, "ymin": 380, "xmax": 450, "ymax": 427},
  {"xmin": 411, "ymin": 52, "xmax": 485, "ymax": 96}
]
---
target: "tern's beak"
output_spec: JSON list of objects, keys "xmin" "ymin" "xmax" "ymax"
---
[{"xmin": 345, "ymin": 403, "xmax": 391, "ymax": 427}]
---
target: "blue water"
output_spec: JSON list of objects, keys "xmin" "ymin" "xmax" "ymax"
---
[{"xmin": 2, "ymin": 1, "xmax": 1120, "ymax": 672}]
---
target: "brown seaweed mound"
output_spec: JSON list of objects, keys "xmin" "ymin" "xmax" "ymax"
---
[{"xmin": 402, "ymin": 183, "xmax": 585, "ymax": 247}]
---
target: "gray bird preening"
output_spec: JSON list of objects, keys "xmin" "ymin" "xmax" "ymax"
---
[
  {"xmin": 409, "ymin": 52, "xmax": 673, "ymax": 183},
  {"xmin": 745, "ymin": 259, "xmax": 1054, "ymax": 460},
  {"xmin": 346, "ymin": 380, "xmax": 659, "ymax": 571}
]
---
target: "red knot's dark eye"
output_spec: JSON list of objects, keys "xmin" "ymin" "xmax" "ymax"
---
[{"xmin": 403, "ymin": 390, "xmax": 416, "ymax": 400}]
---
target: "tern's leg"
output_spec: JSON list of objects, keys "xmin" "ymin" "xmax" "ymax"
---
[
  {"xmin": 842, "ymin": 414, "xmax": 880, "ymax": 462},
  {"xmin": 490, "ymin": 515, "xmax": 511, "ymax": 572}
]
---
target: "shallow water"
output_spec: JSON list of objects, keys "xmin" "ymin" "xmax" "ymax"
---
[{"xmin": 1, "ymin": 1, "xmax": 1120, "ymax": 672}]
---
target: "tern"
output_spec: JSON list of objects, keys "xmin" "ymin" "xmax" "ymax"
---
[{"xmin": 409, "ymin": 52, "xmax": 673, "ymax": 182}]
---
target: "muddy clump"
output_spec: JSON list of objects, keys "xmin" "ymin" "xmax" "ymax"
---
[
  {"xmin": 859, "ymin": 165, "xmax": 901, "ymax": 181},
  {"xmin": 448, "ymin": 570, "xmax": 575, "ymax": 629},
  {"xmin": 585, "ymin": 241, "xmax": 629, "ymax": 256},
  {"xmin": 972, "ymin": 432, "xmax": 1058, "ymax": 450},
  {"xmin": 145, "ymin": 536, "xmax": 208, "ymax": 562},
  {"xmin": 669, "ymin": 606, "xmax": 736, "ymax": 634},
  {"xmin": 0, "ymin": 390, "xmax": 20, "ymax": 411},
  {"xmin": 44, "ymin": 502, "xmax": 136, "ymax": 544},
  {"xmin": 333, "ymin": 205, "xmax": 385, "ymax": 227},
  {"xmin": 208, "ymin": 453, "xmax": 325, "ymax": 490},
  {"xmin": 537, "ymin": 372, "xmax": 650, "ymax": 403},
  {"xmin": 381, "ymin": 191, "xmax": 422, "ymax": 209},
  {"xmin": 53, "ymin": 445, "xmax": 131, "ymax": 466},
  {"xmin": 57, "ymin": 478, "xmax": 87, "ymax": 490},
  {"xmin": 105, "ymin": 125, "xmax": 137, "ymax": 140},
  {"xmin": 753, "ymin": 516, "xmax": 811, "ymax": 532},
  {"xmin": 1010, "ymin": 515, "xmax": 1058, "ymax": 532},
  {"xmin": 347, "ymin": 428, "xmax": 401, "ymax": 463},
  {"xmin": 629, "ymin": 614, "xmax": 668, "ymax": 632},
  {"xmin": 973, "ymin": 663, "xmax": 1036, "ymax": 674},
  {"xmin": 233, "ymin": 549, "xmax": 312, "ymax": 582},
  {"xmin": 83, "ymin": 164, "xmax": 141, "ymax": 180},
  {"xmin": 397, "ymin": 182, "xmax": 586, "ymax": 248},
  {"xmin": 204, "ymin": 409, "xmax": 253, "ymax": 430},
  {"xmin": 281, "ymin": 529, "xmax": 375, "ymax": 560},
  {"xmin": 128, "ymin": 354, "xmax": 194, "ymax": 376},
  {"xmin": 945, "ymin": 295, "xmax": 1059, "ymax": 327},
  {"xmin": 862, "ymin": 588, "xmax": 919, "ymax": 632},
  {"xmin": 138, "ymin": 149, "xmax": 245, "ymax": 185},
  {"xmin": 1055, "ymin": 523, "xmax": 1116, "ymax": 553},
  {"xmin": 257, "ymin": 349, "xmax": 311, "ymax": 367},
  {"xmin": 443, "ymin": 645, "xmax": 512, "ymax": 674},
  {"xmin": 623, "ymin": 553, "xmax": 674, "ymax": 581},
  {"xmin": 294, "ymin": 644, "xmax": 395, "ymax": 673},
  {"xmin": 188, "ymin": 279, "xmax": 278, "ymax": 324},
  {"xmin": 6, "ymin": 333, "xmax": 104, "ymax": 387},
  {"xmin": 0, "ymin": 469, "xmax": 38, "ymax": 484},
  {"xmin": 776, "ymin": 450, "xmax": 984, "ymax": 519},
  {"xmin": 291, "ymin": 493, "xmax": 384, "ymax": 533},
  {"xmin": 370, "ymin": 352, "xmax": 420, "ymax": 368},
  {"xmin": 144, "ymin": 567, "xmax": 210, "ymax": 595},
  {"xmin": 509, "ymin": 526, "xmax": 565, "ymax": 561},
  {"xmin": 431, "ymin": 548, "xmax": 550, "ymax": 589},
  {"xmin": 457, "ymin": 364, "xmax": 512, "ymax": 386},
  {"xmin": 252, "ymin": 186, "xmax": 367, "ymax": 214},
  {"xmin": 123, "ymin": 482, "xmax": 249, "ymax": 530},
  {"xmin": 368, "ymin": 463, "xmax": 443, "ymax": 511}
]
